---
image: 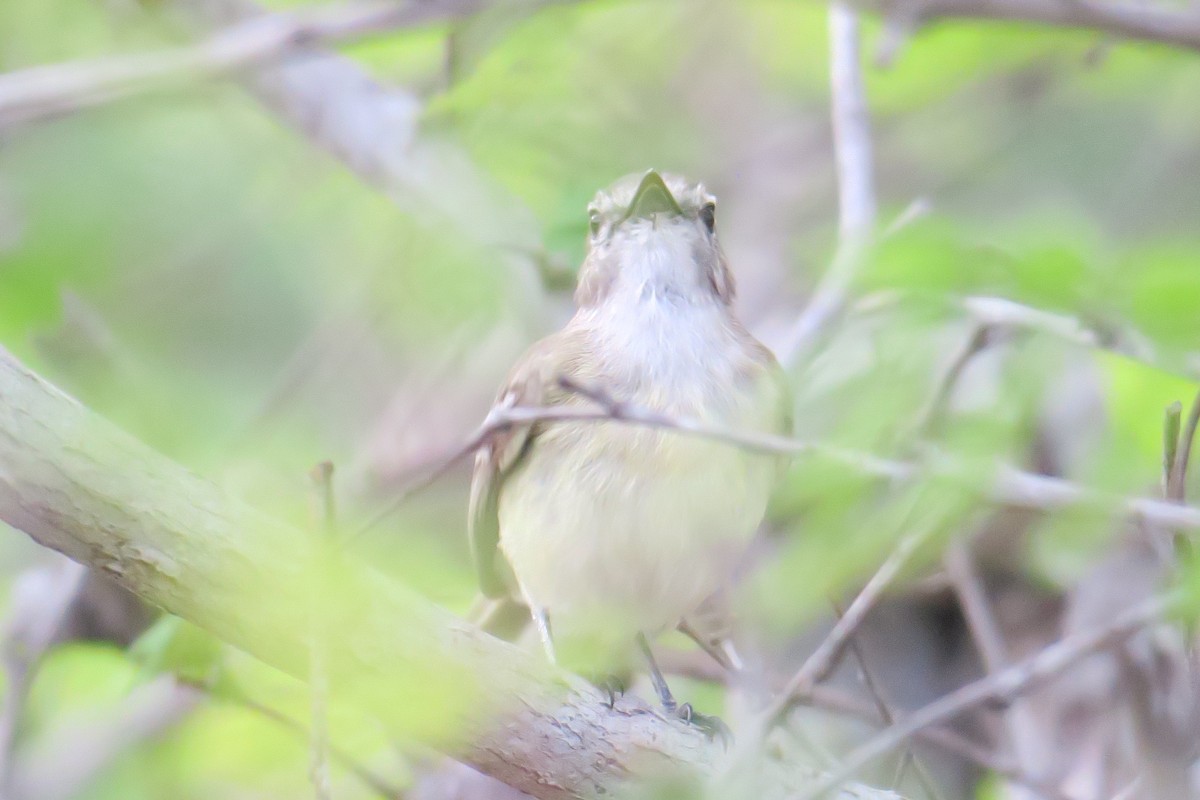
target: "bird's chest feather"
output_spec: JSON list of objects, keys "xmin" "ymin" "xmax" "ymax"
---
[
  {"xmin": 496, "ymin": 296, "xmax": 775, "ymax": 624},
  {"xmin": 584, "ymin": 291, "xmax": 747, "ymax": 417}
]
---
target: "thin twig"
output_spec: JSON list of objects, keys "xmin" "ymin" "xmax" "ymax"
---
[
  {"xmin": 0, "ymin": 0, "xmax": 483, "ymax": 129},
  {"xmin": 309, "ymin": 461, "xmax": 336, "ymax": 800},
  {"xmin": 944, "ymin": 539, "xmax": 1052, "ymax": 799},
  {"xmin": 809, "ymin": 685, "xmax": 1070, "ymax": 798},
  {"xmin": 1168, "ymin": 389, "xmax": 1200, "ymax": 503},
  {"xmin": 659, "ymin": 650, "xmax": 1067, "ymax": 797},
  {"xmin": 831, "ymin": 602, "xmax": 944, "ymax": 800},
  {"xmin": 676, "ymin": 619, "xmax": 737, "ymax": 673},
  {"xmin": 857, "ymin": 291, "xmax": 1199, "ymax": 381},
  {"xmin": 780, "ymin": 1, "xmax": 876, "ymax": 366},
  {"xmin": 355, "ymin": 376, "xmax": 1200, "ymax": 541},
  {"xmin": 911, "ymin": 324, "xmax": 994, "ymax": 440},
  {"xmin": 10, "ymin": 675, "xmax": 202, "ymax": 800},
  {"xmin": 762, "ymin": 525, "xmax": 934, "ymax": 727},
  {"xmin": 829, "ymin": 3, "xmax": 877, "ymax": 243},
  {"xmin": 0, "ymin": 560, "xmax": 88, "ymax": 795},
  {"xmin": 1163, "ymin": 402, "xmax": 1183, "ymax": 498},
  {"xmin": 794, "ymin": 592, "xmax": 1178, "ymax": 799},
  {"xmin": 179, "ymin": 678, "xmax": 405, "ymax": 800},
  {"xmin": 944, "ymin": 541, "xmax": 1008, "ymax": 675},
  {"xmin": 856, "ymin": 0, "xmax": 1200, "ymax": 56}
]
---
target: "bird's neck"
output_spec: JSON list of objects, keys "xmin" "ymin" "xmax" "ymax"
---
[
  {"xmin": 609, "ymin": 232, "xmax": 709, "ymax": 306},
  {"xmin": 575, "ymin": 279, "xmax": 735, "ymax": 400}
]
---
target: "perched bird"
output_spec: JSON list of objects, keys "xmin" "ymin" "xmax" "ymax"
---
[{"xmin": 469, "ymin": 170, "xmax": 792, "ymax": 729}]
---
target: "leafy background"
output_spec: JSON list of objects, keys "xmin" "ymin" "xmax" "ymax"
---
[{"xmin": 1, "ymin": 0, "xmax": 1198, "ymax": 797}]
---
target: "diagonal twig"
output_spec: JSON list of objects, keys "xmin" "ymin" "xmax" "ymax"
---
[
  {"xmin": 0, "ymin": 0, "xmax": 484, "ymax": 129},
  {"xmin": 794, "ymin": 592, "xmax": 1178, "ymax": 799},
  {"xmin": 152, "ymin": 0, "xmax": 545, "ymax": 251},
  {"xmin": 355, "ymin": 374, "xmax": 1200, "ymax": 541},
  {"xmin": 831, "ymin": 601, "xmax": 944, "ymax": 800},
  {"xmin": 944, "ymin": 539, "xmax": 1053, "ymax": 798},
  {"xmin": 854, "ymin": 0, "xmax": 1200, "ymax": 56},
  {"xmin": 760, "ymin": 526, "xmax": 934, "ymax": 728}
]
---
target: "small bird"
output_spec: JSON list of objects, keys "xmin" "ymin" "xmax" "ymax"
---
[{"xmin": 469, "ymin": 170, "xmax": 792, "ymax": 729}]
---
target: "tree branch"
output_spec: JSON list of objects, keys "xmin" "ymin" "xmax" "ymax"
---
[
  {"xmin": 0, "ymin": 0, "xmax": 543, "ymax": 251},
  {"xmin": 781, "ymin": 1, "xmax": 877, "ymax": 366},
  {"xmin": 762, "ymin": 527, "xmax": 933, "ymax": 727},
  {"xmin": 147, "ymin": 0, "xmax": 544, "ymax": 251},
  {"xmin": 0, "ymin": 349, "xmax": 900, "ymax": 800},
  {"xmin": 10, "ymin": 675, "xmax": 202, "ymax": 800},
  {"xmin": 0, "ymin": 1, "xmax": 478, "ymax": 129},
  {"xmin": 794, "ymin": 591, "xmax": 1178, "ymax": 799},
  {"xmin": 854, "ymin": 0, "xmax": 1200, "ymax": 55},
  {"xmin": 363, "ymin": 373, "xmax": 1200, "ymax": 543}
]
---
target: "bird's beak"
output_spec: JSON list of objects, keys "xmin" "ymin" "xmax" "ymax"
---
[{"xmin": 625, "ymin": 170, "xmax": 682, "ymax": 221}]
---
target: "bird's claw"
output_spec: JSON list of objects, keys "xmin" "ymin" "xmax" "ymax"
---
[
  {"xmin": 675, "ymin": 703, "xmax": 733, "ymax": 747},
  {"xmin": 595, "ymin": 675, "xmax": 626, "ymax": 709}
]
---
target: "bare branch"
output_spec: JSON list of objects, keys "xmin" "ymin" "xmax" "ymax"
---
[
  {"xmin": 659, "ymin": 651, "xmax": 1071, "ymax": 798},
  {"xmin": 1168, "ymin": 389, "xmax": 1200, "ymax": 503},
  {"xmin": 360, "ymin": 372, "xmax": 1200, "ymax": 543},
  {"xmin": 858, "ymin": 292, "xmax": 1200, "ymax": 381},
  {"xmin": 0, "ymin": 560, "xmax": 88, "ymax": 796},
  {"xmin": 910, "ymin": 324, "xmax": 994, "ymax": 439},
  {"xmin": 830, "ymin": 3, "xmax": 877, "ymax": 243},
  {"xmin": 854, "ymin": 0, "xmax": 1200, "ymax": 56},
  {"xmin": 1163, "ymin": 402, "xmax": 1183, "ymax": 498},
  {"xmin": 0, "ymin": 1, "xmax": 482, "ymax": 129},
  {"xmin": 780, "ymin": 1, "xmax": 877, "ymax": 366},
  {"xmin": 11, "ymin": 676, "xmax": 201, "ymax": 800},
  {"xmin": 794, "ymin": 592, "xmax": 1178, "ymax": 799},
  {"xmin": 761, "ymin": 527, "xmax": 933, "ymax": 726},
  {"xmin": 308, "ymin": 461, "xmax": 337, "ymax": 800},
  {"xmin": 0, "ymin": 348, "xmax": 900, "ymax": 800},
  {"xmin": 153, "ymin": 0, "xmax": 543, "ymax": 250},
  {"xmin": 831, "ymin": 602, "xmax": 944, "ymax": 800},
  {"xmin": 944, "ymin": 539, "xmax": 1051, "ymax": 799}
]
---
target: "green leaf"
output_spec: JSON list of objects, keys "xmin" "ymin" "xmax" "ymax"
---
[{"xmin": 129, "ymin": 615, "xmax": 225, "ymax": 689}]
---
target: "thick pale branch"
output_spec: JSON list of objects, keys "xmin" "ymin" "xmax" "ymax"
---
[{"xmin": 0, "ymin": 349, "xmax": 897, "ymax": 800}]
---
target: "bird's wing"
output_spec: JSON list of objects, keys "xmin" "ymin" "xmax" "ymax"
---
[
  {"xmin": 468, "ymin": 333, "xmax": 578, "ymax": 599},
  {"xmin": 734, "ymin": 325, "xmax": 796, "ymax": 439},
  {"xmin": 766, "ymin": 351, "xmax": 796, "ymax": 439}
]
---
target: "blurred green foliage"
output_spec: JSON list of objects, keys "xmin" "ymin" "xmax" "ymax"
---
[{"xmin": 1, "ymin": 0, "xmax": 1199, "ymax": 797}]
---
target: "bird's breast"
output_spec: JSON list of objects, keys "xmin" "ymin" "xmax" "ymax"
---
[{"xmin": 497, "ymin": 311, "xmax": 779, "ymax": 635}]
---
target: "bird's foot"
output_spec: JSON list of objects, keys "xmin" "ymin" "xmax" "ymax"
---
[
  {"xmin": 672, "ymin": 702, "xmax": 733, "ymax": 747},
  {"xmin": 593, "ymin": 675, "xmax": 626, "ymax": 710}
]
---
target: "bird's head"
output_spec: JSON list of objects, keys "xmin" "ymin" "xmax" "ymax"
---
[{"xmin": 575, "ymin": 170, "xmax": 734, "ymax": 309}]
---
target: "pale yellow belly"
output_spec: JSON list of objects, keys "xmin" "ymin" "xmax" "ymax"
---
[{"xmin": 497, "ymin": 422, "xmax": 773, "ymax": 639}]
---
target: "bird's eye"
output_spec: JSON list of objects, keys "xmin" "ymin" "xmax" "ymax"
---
[
  {"xmin": 700, "ymin": 202, "xmax": 716, "ymax": 233},
  {"xmin": 588, "ymin": 210, "xmax": 601, "ymax": 237}
]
